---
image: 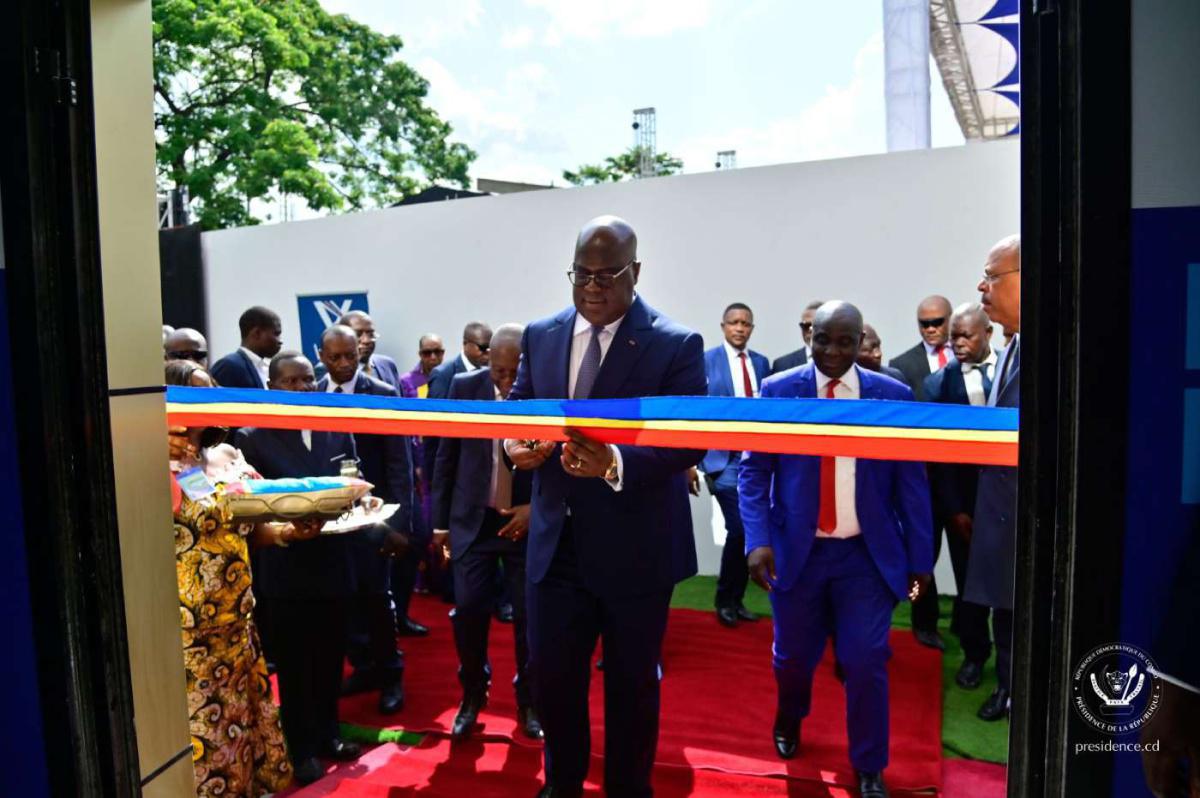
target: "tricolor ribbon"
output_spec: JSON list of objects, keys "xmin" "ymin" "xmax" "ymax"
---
[{"xmin": 165, "ymin": 386, "xmax": 1018, "ymax": 466}]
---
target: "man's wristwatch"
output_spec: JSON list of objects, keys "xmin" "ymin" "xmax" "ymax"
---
[{"xmin": 603, "ymin": 447, "xmax": 619, "ymax": 482}]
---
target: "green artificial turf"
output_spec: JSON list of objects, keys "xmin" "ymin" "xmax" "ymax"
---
[{"xmin": 670, "ymin": 575, "xmax": 1010, "ymax": 764}]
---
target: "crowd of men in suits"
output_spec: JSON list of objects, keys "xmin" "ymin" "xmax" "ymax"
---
[{"xmin": 162, "ymin": 220, "xmax": 1023, "ymax": 797}]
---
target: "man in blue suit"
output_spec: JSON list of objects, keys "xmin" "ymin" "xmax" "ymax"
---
[
  {"xmin": 964, "ymin": 235, "xmax": 1021, "ymax": 722},
  {"xmin": 316, "ymin": 325, "xmax": 414, "ymax": 715},
  {"xmin": 234, "ymin": 351, "xmax": 362, "ymax": 785},
  {"xmin": 699, "ymin": 302, "xmax": 770, "ymax": 627},
  {"xmin": 210, "ymin": 305, "xmax": 283, "ymax": 389},
  {"xmin": 505, "ymin": 216, "xmax": 706, "ymax": 798},
  {"xmin": 740, "ymin": 301, "xmax": 933, "ymax": 798},
  {"xmin": 922, "ymin": 304, "xmax": 997, "ymax": 691},
  {"xmin": 432, "ymin": 324, "xmax": 543, "ymax": 741}
]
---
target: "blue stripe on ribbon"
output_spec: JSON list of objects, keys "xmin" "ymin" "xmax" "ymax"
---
[{"xmin": 167, "ymin": 385, "xmax": 1018, "ymax": 433}]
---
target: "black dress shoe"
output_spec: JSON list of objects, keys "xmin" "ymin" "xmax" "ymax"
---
[
  {"xmin": 913, "ymin": 627, "xmax": 946, "ymax": 650},
  {"xmin": 340, "ymin": 668, "xmax": 376, "ymax": 696},
  {"xmin": 293, "ymin": 757, "xmax": 324, "ymax": 785},
  {"xmin": 536, "ymin": 785, "xmax": 583, "ymax": 798},
  {"xmin": 716, "ymin": 606, "xmax": 739, "ymax": 627},
  {"xmin": 955, "ymin": 660, "xmax": 984, "ymax": 690},
  {"xmin": 736, "ymin": 604, "xmax": 759, "ymax": 622},
  {"xmin": 772, "ymin": 712, "xmax": 800, "ymax": 760},
  {"xmin": 856, "ymin": 769, "xmax": 890, "ymax": 798},
  {"xmin": 518, "ymin": 705, "xmax": 544, "ymax": 740},
  {"xmin": 378, "ymin": 681, "xmax": 405, "ymax": 715},
  {"xmin": 978, "ymin": 687, "xmax": 1011, "ymax": 721},
  {"xmin": 495, "ymin": 603, "xmax": 515, "ymax": 623},
  {"xmin": 398, "ymin": 617, "xmax": 429, "ymax": 637},
  {"xmin": 322, "ymin": 738, "xmax": 362, "ymax": 761},
  {"xmin": 451, "ymin": 691, "xmax": 488, "ymax": 739}
]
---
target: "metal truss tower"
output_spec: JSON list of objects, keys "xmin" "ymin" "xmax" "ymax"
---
[{"xmin": 632, "ymin": 107, "xmax": 657, "ymax": 178}]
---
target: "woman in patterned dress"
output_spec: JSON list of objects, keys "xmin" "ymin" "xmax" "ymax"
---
[{"xmin": 168, "ymin": 361, "xmax": 322, "ymax": 797}]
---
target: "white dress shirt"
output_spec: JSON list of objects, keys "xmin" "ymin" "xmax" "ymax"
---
[
  {"xmin": 923, "ymin": 340, "xmax": 949, "ymax": 374},
  {"xmin": 569, "ymin": 310, "xmax": 627, "ymax": 490},
  {"xmin": 988, "ymin": 334, "xmax": 1019, "ymax": 406},
  {"xmin": 814, "ymin": 364, "xmax": 862, "ymax": 538},
  {"xmin": 723, "ymin": 340, "xmax": 759, "ymax": 398},
  {"xmin": 326, "ymin": 371, "xmax": 358, "ymax": 394},
  {"xmin": 239, "ymin": 346, "xmax": 270, "ymax": 387},
  {"xmin": 300, "ymin": 429, "xmax": 312, "ymax": 451},
  {"xmin": 961, "ymin": 351, "xmax": 998, "ymax": 407},
  {"xmin": 460, "ymin": 352, "xmax": 481, "ymax": 373}
]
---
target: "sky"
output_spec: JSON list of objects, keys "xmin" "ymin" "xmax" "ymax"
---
[{"xmin": 316, "ymin": 0, "xmax": 965, "ymax": 190}]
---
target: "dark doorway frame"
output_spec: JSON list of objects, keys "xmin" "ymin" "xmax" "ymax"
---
[
  {"xmin": 1012, "ymin": 0, "xmax": 1133, "ymax": 796},
  {"xmin": 0, "ymin": 0, "xmax": 141, "ymax": 794}
]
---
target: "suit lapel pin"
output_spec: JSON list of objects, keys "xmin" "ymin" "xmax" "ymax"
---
[{"xmin": 628, "ymin": 338, "xmax": 636, "ymax": 346}]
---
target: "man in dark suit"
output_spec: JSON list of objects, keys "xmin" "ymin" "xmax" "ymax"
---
[
  {"xmin": 432, "ymin": 324, "xmax": 543, "ymax": 741},
  {"xmin": 234, "ymin": 351, "xmax": 362, "ymax": 784},
  {"xmin": 771, "ymin": 299, "xmax": 823, "ymax": 374},
  {"xmin": 505, "ymin": 216, "xmax": 706, "ymax": 798},
  {"xmin": 887, "ymin": 295, "xmax": 953, "ymax": 402},
  {"xmin": 699, "ymin": 302, "xmax": 770, "ymax": 627},
  {"xmin": 426, "ymin": 322, "xmax": 493, "ymax": 400},
  {"xmin": 922, "ymin": 304, "xmax": 998, "ymax": 690},
  {"xmin": 888, "ymin": 295, "xmax": 954, "ymax": 652},
  {"xmin": 316, "ymin": 325, "xmax": 414, "ymax": 714},
  {"xmin": 337, "ymin": 311, "xmax": 430, "ymax": 637},
  {"xmin": 857, "ymin": 323, "xmax": 908, "ymax": 385},
  {"xmin": 740, "ymin": 301, "xmax": 933, "ymax": 798},
  {"xmin": 964, "ymin": 235, "xmax": 1021, "ymax": 722},
  {"xmin": 163, "ymin": 327, "xmax": 209, "ymax": 368},
  {"xmin": 336, "ymin": 310, "xmax": 403, "ymax": 390},
  {"xmin": 210, "ymin": 305, "xmax": 283, "ymax": 389}
]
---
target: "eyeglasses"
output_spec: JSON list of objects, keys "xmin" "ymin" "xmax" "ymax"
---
[
  {"xmin": 982, "ymin": 267, "xmax": 1021, "ymax": 285},
  {"xmin": 466, "ymin": 342, "xmax": 490, "ymax": 353},
  {"xmin": 918, "ymin": 317, "xmax": 947, "ymax": 329},
  {"xmin": 567, "ymin": 260, "xmax": 635, "ymax": 288},
  {"xmin": 166, "ymin": 350, "xmax": 207, "ymax": 361},
  {"xmin": 798, "ymin": 322, "xmax": 813, "ymax": 332},
  {"xmin": 419, "ymin": 348, "xmax": 444, "ymax": 357},
  {"xmin": 357, "ymin": 332, "xmax": 379, "ymax": 341}
]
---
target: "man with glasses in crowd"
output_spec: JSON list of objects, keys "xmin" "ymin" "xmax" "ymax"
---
[
  {"xmin": 889, "ymin": 294, "xmax": 955, "ymax": 653},
  {"xmin": 163, "ymin": 327, "xmax": 209, "ymax": 368},
  {"xmin": 771, "ymin": 299, "xmax": 824, "ymax": 375},
  {"xmin": 965, "ymin": 234, "xmax": 1022, "ymax": 722},
  {"xmin": 336, "ymin": 310, "xmax": 402, "ymax": 391},
  {"xmin": 400, "ymin": 334, "xmax": 446, "ymax": 399}
]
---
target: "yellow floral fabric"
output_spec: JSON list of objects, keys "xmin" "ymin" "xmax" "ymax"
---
[{"xmin": 176, "ymin": 495, "xmax": 291, "ymax": 797}]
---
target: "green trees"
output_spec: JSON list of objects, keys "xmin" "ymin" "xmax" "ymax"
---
[
  {"xmin": 562, "ymin": 147, "xmax": 684, "ymax": 185},
  {"xmin": 153, "ymin": 0, "xmax": 475, "ymax": 229}
]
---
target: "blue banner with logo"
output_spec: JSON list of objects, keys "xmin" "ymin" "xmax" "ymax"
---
[{"xmin": 297, "ymin": 292, "xmax": 369, "ymax": 365}]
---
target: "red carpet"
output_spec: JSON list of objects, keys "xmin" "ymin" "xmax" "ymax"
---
[
  {"xmin": 285, "ymin": 737, "xmax": 942, "ymax": 797},
  {"xmin": 942, "ymin": 759, "xmax": 1005, "ymax": 798},
  {"xmin": 326, "ymin": 594, "xmax": 942, "ymax": 795}
]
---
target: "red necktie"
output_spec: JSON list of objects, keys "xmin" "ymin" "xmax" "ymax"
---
[
  {"xmin": 936, "ymin": 344, "xmax": 948, "ymax": 369},
  {"xmin": 817, "ymin": 378, "xmax": 840, "ymax": 533},
  {"xmin": 738, "ymin": 352, "xmax": 754, "ymax": 397}
]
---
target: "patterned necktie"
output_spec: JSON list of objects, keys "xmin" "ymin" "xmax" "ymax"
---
[
  {"xmin": 817, "ymin": 379, "xmax": 840, "ymax": 533},
  {"xmin": 573, "ymin": 325, "xmax": 604, "ymax": 400},
  {"xmin": 363, "ymin": 360, "xmax": 374, "ymax": 377},
  {"xmin": 738, "ymin": 352, "xmax": 754, "ymax": 397}
]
